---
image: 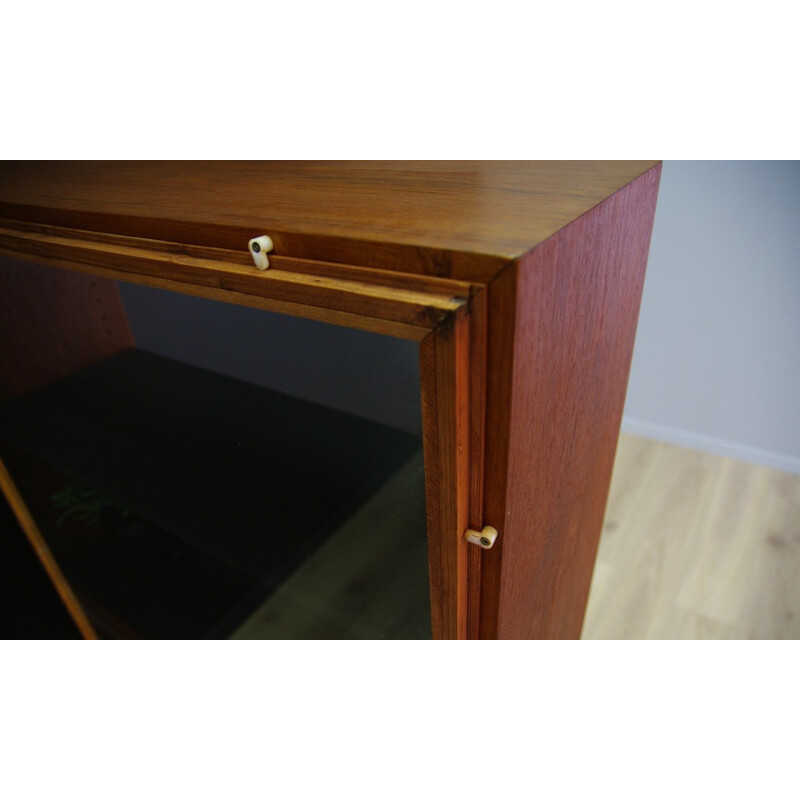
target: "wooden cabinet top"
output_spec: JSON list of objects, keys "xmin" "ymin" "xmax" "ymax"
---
[{"xmin": 0, "ymin": 161, "xmax": 658, "ymax": 282}]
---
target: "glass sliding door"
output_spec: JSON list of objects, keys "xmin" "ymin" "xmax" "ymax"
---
[{"xmin": 0, "ymin": 259, "xmax": 432, "ymax": 639}]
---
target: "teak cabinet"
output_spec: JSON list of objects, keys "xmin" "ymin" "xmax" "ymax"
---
[{"xmin": 0, "ymin": 161, "xmax": 661, "ymax": 639}]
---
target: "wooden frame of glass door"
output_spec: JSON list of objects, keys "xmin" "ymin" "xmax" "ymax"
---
[{"xmin": 0, "ymin": 220, "xmax": 479, "ymax": 639}]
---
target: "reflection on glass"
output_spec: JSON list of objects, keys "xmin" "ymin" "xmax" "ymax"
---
[{"xmin": 0, "ymin": 266, "xmax": 431, "ymax": 639}]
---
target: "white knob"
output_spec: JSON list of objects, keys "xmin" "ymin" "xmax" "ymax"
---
[
  {"xmin": 248, "ymin": 235, "xmax": 274, "ymax": 270},
  {"xmin": 464, "ymin": 525, "xmax": 499, "ymax": 549}
]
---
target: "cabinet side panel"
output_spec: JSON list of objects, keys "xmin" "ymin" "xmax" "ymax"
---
[
  {"xmin": 493, "ymin": 165, "xmax": 661, "ymax": 639},
  {"xmin": 0, "ymin": 258, "xmax": 134, "ymax": 399}
]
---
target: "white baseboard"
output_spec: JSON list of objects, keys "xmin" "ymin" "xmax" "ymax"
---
[{"xmin": 620, "ymin": 416, "xmax": 800, "ymax": 476}]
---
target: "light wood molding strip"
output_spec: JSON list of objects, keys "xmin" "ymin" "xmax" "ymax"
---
[
  {"xmin": 0, "ymin": 218, "xmax": 482, "ymax": 296},
  {"xmin": 0, "ymin": 456, "xmax": 98, "ymax": 640},
  {"xmin": 0, "ymin": 223, "xmax": 474, "ymax": 336}
]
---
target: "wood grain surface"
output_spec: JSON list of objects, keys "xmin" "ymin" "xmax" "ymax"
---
[
  {"xmin": 480, "ymin": 164, "xmax": 662, "ymax": 639},
  {"xmin": 0, "ymin": 258, "xmax": 133, "ymax": 399},
  {"xmin": 479, "ymin": 262, "xmax": 520, "ymax": 636},
  {"xmin": 420, "ymin": 312, "xmax": 471, "ymax": 639},
  {"xmin": 0, "ymin": 161, "xmax": 658, "ymax": 281},
  {"xmin": 0, "ymin": 223, "xmax": 473, "ymax": 340},
  {"xmin": 583, "ymin": 434, "xmax": 800, "ymax": 639},
  {"xmin": 466, "ymin": 288, "xmax": 488, "ymax": 639}
]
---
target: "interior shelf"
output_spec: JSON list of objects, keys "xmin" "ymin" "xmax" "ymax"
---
[{"xmin": 0, "ymin": 349, "xmax": 424, "ymax": 638}]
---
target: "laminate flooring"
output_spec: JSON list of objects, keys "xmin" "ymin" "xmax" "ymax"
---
[{"xmin": 582, "ymin": 434, "xmax": 800, "ymax": 639}]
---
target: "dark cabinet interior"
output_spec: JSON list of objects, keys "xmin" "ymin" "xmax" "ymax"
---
[{"xmin": 1, "ymin": 264, "xmax": 431, "ymax": 639}]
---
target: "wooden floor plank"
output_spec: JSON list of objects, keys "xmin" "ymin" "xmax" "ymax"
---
[{"xmin": 582, "ymin": 433, "xmax": 800, "ymax": 640}]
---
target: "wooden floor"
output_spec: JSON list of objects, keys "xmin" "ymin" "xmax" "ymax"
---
[{"xmin": 582, "ymin": 433, "xmax": 800, "ymax": 639}]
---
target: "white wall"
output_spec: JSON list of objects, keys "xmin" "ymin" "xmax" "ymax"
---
[{"xmin": 623, "ymin": 161, "xmax": 800, "ymax": 475}]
